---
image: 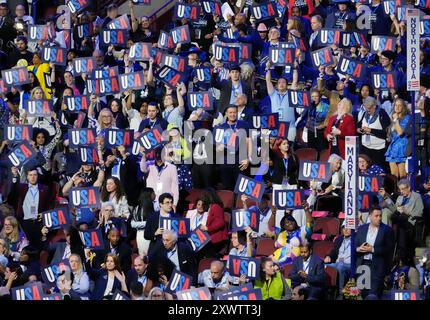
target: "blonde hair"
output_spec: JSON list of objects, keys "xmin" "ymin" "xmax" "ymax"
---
[
  {"xmin": 338, "ymin": 98, "xmax": 352, "ymax": 115},
  {"xmin": 0, "ymin": 238, "xmax": 11, "ymax": 257},
  {"xmin": 392, "ymin": 98, "xmax": 409, "ymax": 120},
  {"xmin": 97, "ymin": 108, "xmax": 116, "ymax": 129},
  {"xmin": 30, "ymin": 86, "xmax": 46, "ymax": 99},
  {"xmin": 69, "ymin": 254, "xmax": 83, "ymax": 276},
  {"xmin": 0, "ymin": 216, "xmax": 20, "ymax": 243}
]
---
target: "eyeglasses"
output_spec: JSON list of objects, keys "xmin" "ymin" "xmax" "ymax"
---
[
  {"xmin": 102, "ymin": 115, "xmax": 111, "ymax": 118},
  {"xmin": 3, "ymin": 224, "xmax": 12, "ymax": 227}
]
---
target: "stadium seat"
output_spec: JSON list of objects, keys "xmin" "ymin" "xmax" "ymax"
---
[
  {"xmin": 313, "ymin": 217, "xmax": 341, "ymax": 238},
  {"xmin": 319, "ymin": 149, "xmax": 330, "ymax": 162},
  {"xmin": 256, "ymin": 238, "xmax": 275, "ymax": 257},
  {"xmin": 283, "ymin": 264, "xmax": 293, "ymax": 279},
  {"xmin": 313, "ymin": 241, "xmax": 335, "ymax": 260},
  {"xmin": 185, "ymin": 189, "xmax": 205, "ymax": 205},
  {"xmin": 198, "ymin": 258, "xmax": 217, "ymax": 274},
  {"xmin": 295, "ymin": 148, "xmax": 318, "ymax": 162},
  {"xmin": 216, "ymin": 190, "xmax": 235, "ymax": 210},
  {"xmin": 325, "ymin": 266, "xmax": 338, "ymax": 300}
]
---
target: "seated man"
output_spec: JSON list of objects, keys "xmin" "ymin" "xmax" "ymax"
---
[
  {"xmin": 198, "ymin": 260, "xmax": 230, "ymax": 291},
  {"xmin": 324, "ymin": 222, "xmax": 352, "ymax": 298},
  {"xmin": 289, "ymin": 242, "xmax": 326, "ymax": 299}
]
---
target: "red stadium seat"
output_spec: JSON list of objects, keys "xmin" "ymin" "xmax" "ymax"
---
[
  {"xmin": 295, "ymin": 148, "xmax": 318, "ymax": 162},
  {"xmin": 313, "ymin": 217, "xmax": 341, "ymax": 238},
  {"xmin": 325, "ymin": 266, "xmax": 338, "ymax": 299},
  {"xmin": 185, "ymin": 189, "xmax": 205, "ymax": 205},
  {"xmin": 198, "ymin": 258, "xmax": 217, "ymax": 274},
  {"xmin": 313, "ymin": 241, "xmax": 335, "ymax": 259},
  {"xmin": 256, "ymin": 238, "xmax": 275, "ymax": 257},
  {"xmin": 319, "ymin": 149, "xmax": 330, "ymax": 162},
  {"xmin": 283, "ymin": 264, "xmax": 293, "ymax": 279},
  {"xmin": 216, "ymin": 190, "xmax": 235, "ymax": 210}
]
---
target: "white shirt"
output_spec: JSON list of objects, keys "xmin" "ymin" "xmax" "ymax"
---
[
  {"xmin": 23, "ymin": 184, "xmax": 39, "ymax": 220},
  {"xmin": 186, "ymin": 209, "xmax": 208, "ymax": 231},
  {"xmin": 337, "ymin": 238, "xmax": 351, "ymax": 264},
  {"xmin": 364, "ymin": 225, "xmax": 379, "ymax": 260},
  {"xmin": 103, "ymin": 275, "xmax": 115, "ymax": 297},
  {"xmin": 303, "ymin": 258, "xmax": 311, "ymax": 274},
  {"xmin": 167, "ymin": 245, "xmax": 180, "ymax": 270}
]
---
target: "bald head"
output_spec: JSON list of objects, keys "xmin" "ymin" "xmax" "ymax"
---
[{"xmin": 210, "ymin": 261, "xmax": 225, "ymax": 281}]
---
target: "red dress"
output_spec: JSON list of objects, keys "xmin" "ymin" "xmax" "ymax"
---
[
  {"xmin": 324, "ymin": 113, "xmax": 357, "ymax": 159},
  {"xmin": 205, "ymin": 204, "xmax": 228, "ymax": 244}
]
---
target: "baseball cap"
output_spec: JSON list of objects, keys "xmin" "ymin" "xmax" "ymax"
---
[{"xmin": 257, "ymin": 23, "xmax": 268, "ymax": 32}]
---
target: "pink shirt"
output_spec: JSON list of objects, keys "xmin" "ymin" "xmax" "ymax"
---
[{"xmin": 145, "ymin": 162, "xmax": 179, "ymax": 205}]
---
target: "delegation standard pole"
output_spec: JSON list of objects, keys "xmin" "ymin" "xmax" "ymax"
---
[{"xmin": 411, "ymin": 92, "xmax": 416, "ymax": 191}]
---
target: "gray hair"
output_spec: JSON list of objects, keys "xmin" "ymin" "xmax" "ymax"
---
[
  {"xmin": 211, "ymin": 260, "xmax": 225, "ymax": 270},
  {"xmin": 328, "ymin": 153, "xmax": 342, "ymax": 164},
  {"xmin": 240, "ymin": 62, "xmax": 255, "ymax": 81},
  {"xmin": 101, "ymin": 201, "xmax": 115, "ymax": 210},
  {"xmin": 363, "ymin": 96, "xmax": 377, "ymax": 107},
  {"xmin": 162, "ymin": 229, "xmax": 178, "ymax": 243},
  {"xmin": 398, "ymin": 178, "xmax": 410, "ymax": 188}
]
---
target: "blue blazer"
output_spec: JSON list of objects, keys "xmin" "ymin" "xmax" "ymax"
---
[
  {"xmin": 90, "ymin": 269, "xmax": 123, "ymax": 300},
  {"xmin": 289, "ymin": 254, "xmax": 326, "ymax": 289},
  {"xmin": 355, "ymin": 223, "xmax": 395, "ymax": 276}
]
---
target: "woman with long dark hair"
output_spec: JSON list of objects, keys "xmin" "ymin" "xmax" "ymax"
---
[
  {"xmin": 100, "ymin": 177, "xmax": 130, "ymax": 219},
  {"xmin": 131, "ymin": 188, "xmax": 156, "ymax": 255},
  {"xmin": 108, "ymin": 98, "xmax": 129, "ymax": 129},
  {"xmin": 199, "ymin": 190, "xmax": 229, "ymax": 258},
  {"xmin": 254, "ymin": 257, "xmax": 291, "ymax": 300}
]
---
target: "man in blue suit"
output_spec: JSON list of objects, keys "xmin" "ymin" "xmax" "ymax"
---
[
  {"xmin": 355, "ymin": 206, "xmax": 395, "ymax": 299},
  {"xmin": 290, "ymin": 242, "xmax": 326, "ymax": 300}
]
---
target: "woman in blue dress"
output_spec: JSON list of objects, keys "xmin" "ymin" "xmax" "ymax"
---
[{"xmin": 385, "ymin": 98, "xmax": 411, "ymax": 179}]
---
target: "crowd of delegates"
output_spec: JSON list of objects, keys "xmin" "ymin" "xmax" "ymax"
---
[{"xmin": 0, "ymin": 0, "xmax": 429, "ymax": 301}]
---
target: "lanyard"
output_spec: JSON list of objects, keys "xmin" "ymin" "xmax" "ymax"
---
[
  {"xmin": 149, "ymin": 120, "xmax": 157, "ymax": 129},
  {"xmin": 303, "ymin": 261, "xmax": 310, "ymax": 274},
  {"xmin": 401, "ymin": 197, "xmax": 410, "ymax": 206},
  {"xmin": 195, "ymin": 213, "xmax": 204, "ymax": 228},
  {"xmin": 341, "ymin": 240, "xmax": 351, "ymax": 256},
  {"xmin": 157, "ymin": 164, "xmax": 167, "ymax": 178},
  {"xmin": 283, "ymin": 158, "xmax": 289, "ymax": 172},
  {"xmin": 29, "ymin": 187, "xmax": 39, "ymax": 201},
  {"xmin": 277, "ymin": 92, "xmax": 287, "ymax": 105},
  {"xmin": 228, "ymin": 122, "xmax": 238, "ymax": 132}
]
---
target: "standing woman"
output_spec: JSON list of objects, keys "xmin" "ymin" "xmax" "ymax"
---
[
  {"xmin": 131, "ymin": 188, "xmax": 156, "ymax": 256},
  {"xmin": 90, "ymin": 253, "xmax": 128, "ymax": 300},
  {"xmin": 254, "ymin": 257, "xmax": 291, "ymax": 300},
  {"xmin": 108, "ymin": 98, "xmax": 129, "ymax": 129},
  {"xmin": 269, "ymin": 139, "xmax": 299, "ymax": 189},
  {"xmin": 100, "ymin": 177, "xmax": 130, "ymax": 219},
  {"xmin": 385, "ymin": 98, "xmax": 411, "ymax": 179},
  {"xmin": 324, "ymin": 98, "xmax": 357, "ymax": 159},
  {"xmin": 27, "ymin": 52, "xmax": 52, "ymax": 99},
  {"xmin": 199, "ymin": 190, "xmax": 229, "ymax": 258}
]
